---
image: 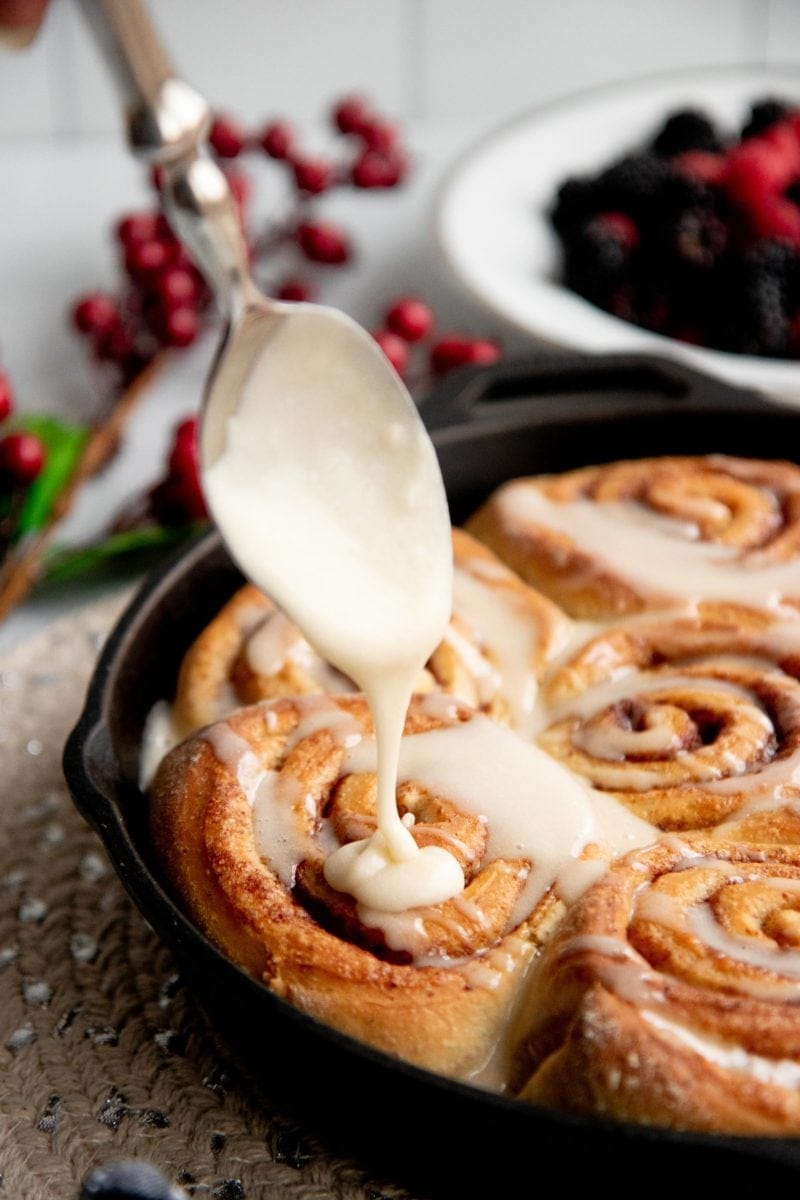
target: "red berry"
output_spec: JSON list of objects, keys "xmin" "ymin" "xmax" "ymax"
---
[
  {"xmin": 672, "ymin": 151, "xmax": 726, "ymax": 186},
  {"xmin": 124, "ymin": 238, "xmax": 172, "ymax": 280},
  {"xmin": 430, "ymin": 335, "xmax": 500, "ymax": 375},
  {"xmin": 373, "ymin": 330, "xmax": 409, "ymax": 375},
  {"xmin": 332, "ymin": 95, "xmax": 372, "ymax": 135},
  {"xmin": 71, "ymin": 293, "xmax": 121, "ymax": 337},
  {"xmin": 209, "ymin": 113, "xmax": 246, "ymax": 159},
  {"xmin": 259, "ymin": 120, "xmax": 294, "ymax": 160},
  {"xmin": 386, "ymin": 297, "xmax": 434, "ymax": 342},
  {"xmin": 94, "ymin": 323, "xmax": 135, "ymax": 364},
  {"xmin": 275, "ymin": 278, "xmax": 314, "ymax": 303},
  {"xmin": 464, "ymin": 338, "xmax": 502, "ymax": 366},
  {"xmin": 296, "ymin": 222, "xmax": 351, "ymax": 265},
  {"xmin": 225, "ymin": 169, "xmax": 251, "ymax": 211},
  {"xmin": 360, "ymin": 120, "xmax": 399, "ymax": 155},
  {"xmin": 160, "ymin": 306, "xmax": 200, "ymax": 348},
  {"xmin": 724, "ymin": 138, "xmax": 794, "ymax": 211},
  {"xmin": 168, "ymin": 416, "xmax": 199, "ymax": 477},
  {"xmin": 351, "ymin": 151, "xmax": 406, "ymax": 189},
  {"xmin": 115, "ymin": 211, "xmax": 161, "ymax": 246},
  {"xmin": 0, "ymin": 432, "xmax": 45, "ymax": 485},
  {"xmin": 0, "ymin": 372, "xmax": 13, "ymax": 423},
  {"xmin": 292, "ymin": 157, "xmax": 334, "ymax": 196},
  {"xmin": 593, "ymin": 211, "xmax": 639, "ymax": 250},
  {"xmin": 748, "ymin": 193, "xmax": 800, "ymax": 244},
  {"xmin": 156, "ymin": 266, "xmax": 201, "ymax": 309}
]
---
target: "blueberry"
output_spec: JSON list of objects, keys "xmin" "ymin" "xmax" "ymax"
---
[{"xmin": 80, "ymin": 1160, "xmax": 186, "ymax": 1200}]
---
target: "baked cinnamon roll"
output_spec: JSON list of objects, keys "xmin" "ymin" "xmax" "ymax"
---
[
  {"xmin": 515, "ymin": 839, "xmax": 800, "ymax": 1133},
  {"xmin": 173, "ymin": 529, "xmax": 571, "ymax": 736},
  {"xmin": 467, "ymin": 456, "xmax": 800, "ymax": 618},
  {"xmin": 536, "ymin": 602, "xmax": 800, "ymax": 839},
  {"xmin": 150, "ymin": 693, "xmax": 606, "ymax": 1081}
]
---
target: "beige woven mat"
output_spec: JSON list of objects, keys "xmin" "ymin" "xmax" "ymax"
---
[{"xmin": 0, "ymin": 597, "xmax": 415, "ymax": 1200}]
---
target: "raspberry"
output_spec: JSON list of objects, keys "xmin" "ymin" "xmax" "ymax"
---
[
  {"xmin": 385, "ymin": 297, "xmax": 434, "ymax": 342},
  {"xmin": 651, "ymin": 109, "xmax": 722, "ymax": 157},
  {"xmin": 748, "ymin": 193, "xmax": 800, "ymax": 245},
  {"xmin": 725, "ymin": 138, "xmax": 797, "ymax": 211},
  {"xmin": 372, "ymin": 330, "xmax": 409, "ymax": 375}
]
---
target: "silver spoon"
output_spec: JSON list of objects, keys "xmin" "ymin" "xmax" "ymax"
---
[{"xmin": 77, "ymin": 0, "xmax": 430, "ymax": 474}]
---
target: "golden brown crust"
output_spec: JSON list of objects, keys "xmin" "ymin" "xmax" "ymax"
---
[
  {"xmin": 150, "ymin": 696, "xmax": 558, "ymax": 1078},
  {"xmin": 467, "ymin": 455, "xmax": 800, "ymax": 618},
  {"xmin": 515, "ymin": 839, "xmax": 800, "ymax": 1133}
]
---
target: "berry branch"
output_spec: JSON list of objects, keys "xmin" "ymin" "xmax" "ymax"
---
[{"xmin": 0, "ymin": 93, "xmax": 503, "ymax": 619}]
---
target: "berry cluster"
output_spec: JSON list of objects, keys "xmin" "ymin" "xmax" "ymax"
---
[
  {"xmin": 69, "ymin": 95, "xmax": 411, "ymax": 383},
  {"xmin": 0, "ymin": 370, "xmax": 46, "ymax": 495},
  {"xmin": 372, "ymin": 296, "xmax": 500, "ymax": 379},
  {"xmin": 551, "ymin": 96, "xmax": 800, "ymax": 357},
  {"xmin": 148, "ymin": 417, "xmax": 207, "ymax": 528}
]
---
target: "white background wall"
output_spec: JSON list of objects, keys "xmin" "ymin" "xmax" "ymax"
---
[{"xmin": 2, "ymin": 0, "xmax": 800, "ymax": 141}]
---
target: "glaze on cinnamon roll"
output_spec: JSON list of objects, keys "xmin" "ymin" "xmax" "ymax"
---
[
  {"xmin": 467, "ymin": 456, "xmax": 800, "ymax": 618},
  {"xmin": 150, "ymin": 693, "xmax": 620, "ymax": 1080},
  {"xmin": 536, "ymin": 602, "xmax": 800, "ymax": 838},
  {"xmin": 515, "ymin": 839, "xmax": 800, "ymax": 1133},
  {"xmin": 173, "ymin": 529, "xmax": 571, "ymax": 736}
]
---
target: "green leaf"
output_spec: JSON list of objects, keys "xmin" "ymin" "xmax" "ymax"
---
[
  {"xmin": 44, "ymin": 523, "xmax": 201, "ymax": 582},
  {"xmin": 12, "ymin": 415, "xmax": 90, "ymax": 535}
]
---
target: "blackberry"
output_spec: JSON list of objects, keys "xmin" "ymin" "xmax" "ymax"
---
[
  {"xmin": 563, "ymin": 216, "xmax": 635, "ymax": 305},
  {"xmin": 549, "ymin": 176, "xmax": 602, "ymax": 236},
  {"xmin": 651, "ymin": 109, "xmax": 722, "ymax": 157},
  {"xmin": 670, "ymin": 210, "xmax": 728, "ymax": 270},
  {"xmin": 596, "ymin": 153, "xmax": 669, "ymax": 212},
  {"xmin": 741, "ymin": 97, "xmax": 791, "ymax": 139}
]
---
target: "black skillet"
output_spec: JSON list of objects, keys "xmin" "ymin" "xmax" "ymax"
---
[{"xmin": 63, "ymin": 352, "xmax": 800, "ymax": 1196}]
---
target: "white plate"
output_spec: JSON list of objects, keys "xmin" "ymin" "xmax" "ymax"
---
[{"xmin": 436, "ymin": 64, "xmax": 800, "ymax": 405}]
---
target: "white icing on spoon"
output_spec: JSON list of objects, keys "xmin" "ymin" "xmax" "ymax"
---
[{"xmin": 202, "ymin": 317, "xmax": 463, "ymax": 911}]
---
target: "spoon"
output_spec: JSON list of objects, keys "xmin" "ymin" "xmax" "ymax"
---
[
  {"xmin": 77, "ymin": 0, "xmax": 429, "ymax": 472},
  {"xmin": 80, "ymin": 1, "xmax": 459, "ymax": 893}
]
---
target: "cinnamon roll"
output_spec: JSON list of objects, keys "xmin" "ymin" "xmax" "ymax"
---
[
  {"xmin": 150, "ymin": 693, "xmax": 611, "ymax": 1080},
  {"xmin": 173, "ymin": 529, "xmax": 571, "ymax": 736},
  {"xmin": 536, "ymin": 602, "xmax": 800, "ymax": 838},
  {"xmin": 515, "ymin": 839, "xmax": 800, "ymax": 1134},
  {"xmin": 467, "ymin": 456, "xmax": 800, "ymax": 618}
]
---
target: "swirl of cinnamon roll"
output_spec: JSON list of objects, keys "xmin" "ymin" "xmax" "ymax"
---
[
  {"xmin": 537, "ymin": 603, "xmax": 800, "ymax": 838},
  {"xmin": 173, "ymin": 529, "xmax": 571, "ymax": 736},
  {"xmin": 467, "ymin": 455, "xmax": 800, "ymax": 618},
  {"xmin": 150, "ymin": 693, "xmax": 600, "ymax": 1079},
  {"xmin": 515, "ymin": 839, "xmax": 800, "ymax": 1133}
]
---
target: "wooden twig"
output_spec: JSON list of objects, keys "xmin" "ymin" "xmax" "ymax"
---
[{"xmin": 0, "ymin": 353, "xmax": 169, "ymax": 623}]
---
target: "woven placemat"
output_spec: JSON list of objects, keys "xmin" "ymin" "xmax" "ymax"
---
[{"xmin": 0, "ymin": 598, "xmax": 416, "ymax": 1200}]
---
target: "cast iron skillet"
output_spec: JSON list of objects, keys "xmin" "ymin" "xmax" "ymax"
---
[{"xmin": 64, "ymin": 352, "xmax": 800, "ymax": 1195}]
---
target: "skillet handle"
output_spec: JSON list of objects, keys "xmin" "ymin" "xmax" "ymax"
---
[{"xmin": 420, "ymin": 351, "xmax": 773, "ymax": 431}]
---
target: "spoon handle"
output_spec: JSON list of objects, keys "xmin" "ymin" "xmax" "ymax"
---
[{"xmin": 77, "ymin": 0, "xmax": 260, "ymax": 318}]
